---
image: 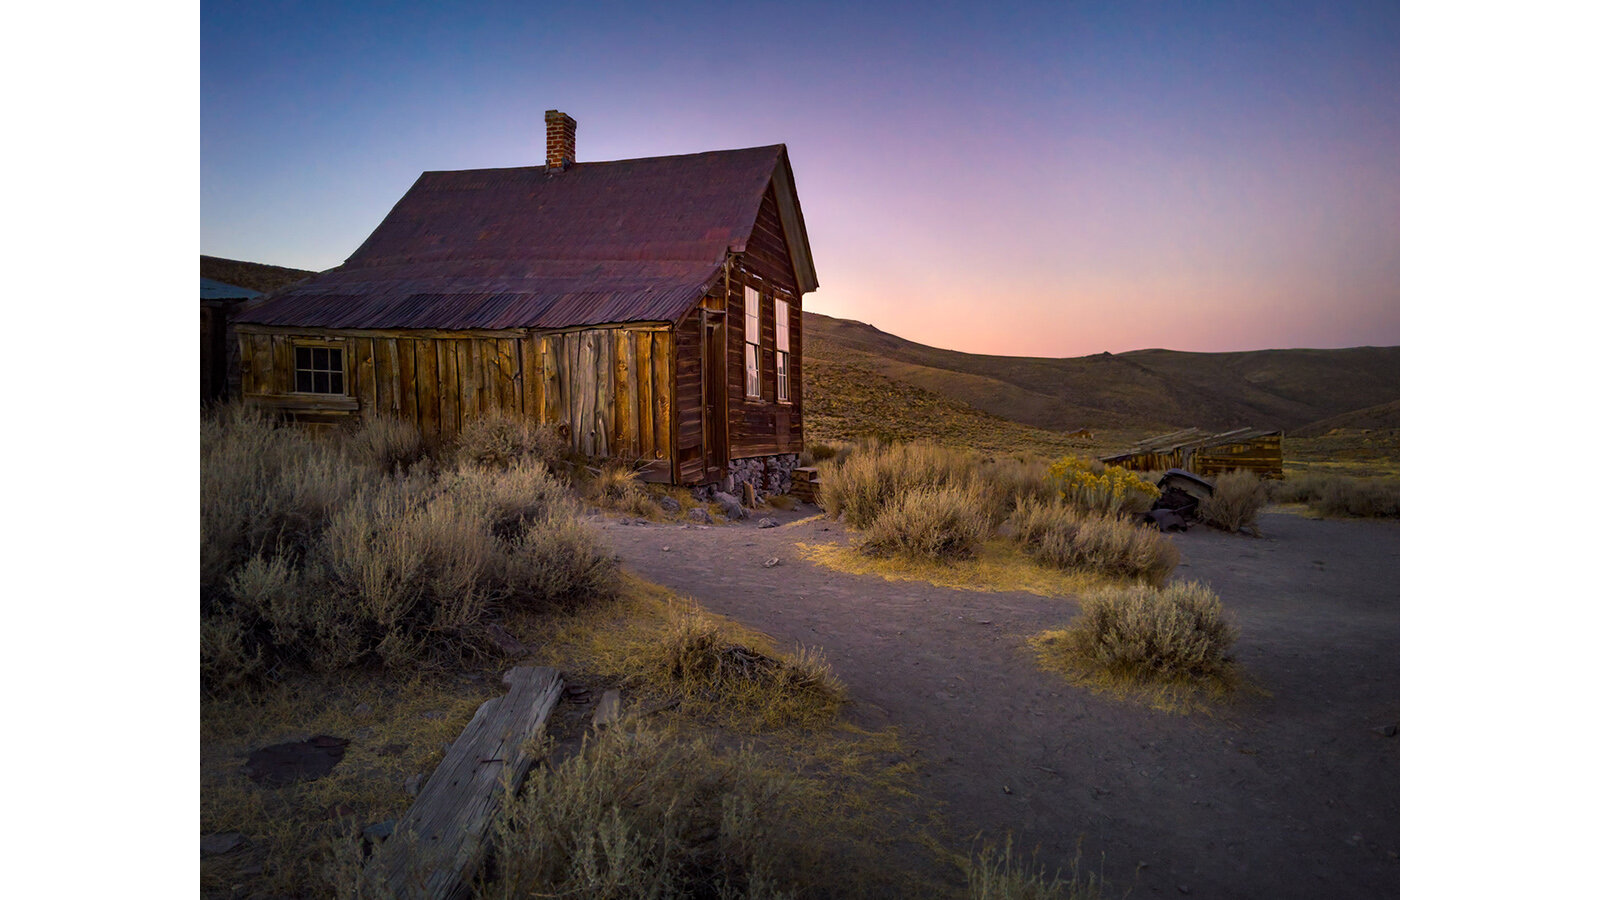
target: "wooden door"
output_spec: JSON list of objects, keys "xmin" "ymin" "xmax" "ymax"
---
[{"xmin": 701, "ymin": 309, "xmax": 728, "ymax": 477}]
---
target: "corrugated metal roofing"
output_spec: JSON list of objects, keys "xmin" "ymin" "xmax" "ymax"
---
[
  {"xmin": 238, "ymin": 145, "xmax": 803, "ymax": 330},
  {"xmin": 201, "ymin": 277, "xmax": 261, "ymax": 300}
]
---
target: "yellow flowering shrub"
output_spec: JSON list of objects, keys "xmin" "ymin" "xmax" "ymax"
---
[{"xmin": 1047, "ymin": 456, "xmax": 1159, "ymax": 517}]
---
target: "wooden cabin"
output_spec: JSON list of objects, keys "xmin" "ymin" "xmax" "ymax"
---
[
  {"xmin": 201, "ymin": 277, "xmax": 261, "ymax": 404},
  {"xmin": 234, "ymin": 111, "xmax": 818, "ymax": 493},
  {"xmin": 1100, "ymin": 427, "xmax": 1284, "ymax": 478}
]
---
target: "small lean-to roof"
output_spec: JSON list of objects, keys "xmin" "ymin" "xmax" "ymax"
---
[
  {"xmin": 1101, "ymin": 427, "xmax": 1283, "ymax": 463},
  {"xmin": 201, "ymin": 277, "xmax": 261, "ymax": 301},
  {"xmin": 238, "ymin": 145, "xmax": 817, "ymax": 331}
]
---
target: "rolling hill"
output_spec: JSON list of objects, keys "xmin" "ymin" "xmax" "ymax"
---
[
  {"xmin": 803, "ymin": 312, "xmax": 1399, "ymax": 437},
  {"xmin": 200, "ymin": 256, "xmax": 1397, "ymax": 463}
]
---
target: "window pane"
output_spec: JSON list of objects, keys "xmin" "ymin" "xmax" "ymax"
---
[
  {"xmin": 296, "ymin": 370, "xmax": 313, "ymax": 392},
  {"xmin": 777, "ymin": 350, "xmax": 788, "ymax": 401},
  {"xmin": 313, "ymin": 347, "xmax": 329, "ymax": 370},
  {"xmin": 745, "ymin": 286, "xmax": 760, "ymax": 339},
  {"xmin": 314, "ymin": 371, "xmax": 329, "ymax": 393},
  {"xmin": 746, "ymin": 343, "xmax": 759, "ymax": 397},
  {"xmin": 775, "ymin": 300, "xmax": 789, "ymax": 348},
  {"xmin": 328, "ymin": 349, "xmax": 343, "ymax": 374},
  {"xmin": 329, "ymin": 372, "xmax": 344, "ymax": 395},
  {"xmin": 296, "ymin": 347, "xmax": 312, "ymax": 370}
]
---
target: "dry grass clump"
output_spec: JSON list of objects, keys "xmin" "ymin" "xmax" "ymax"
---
[
  {"xmin": 1031, "ymin": 581, "xmax": 1240, "ymax": 705},
  {"xmin": 1276, "ymin": 472, "xmax": 1400, "ymax": 518},
  {"xmin": 582, "ymin": 459, "xmax": 661, "ymax": 518},
  {"xmin": 488, "ymin": 724, "xmax": 806, "ymax": 900},
  {"xmin": 859, "ymin": 485, "xmax": 994, "ymax": 562},
  {"xmin": 1011, "ymin": 499, "xmax": 1179, "ymax": 585},
  {"xmin": 1200, "ymin": 470, "xmax": 1269, "ymax": 532},
  {"xmin": 646, "ymin": 612, "xmax": 845, "ymax": 727},
  {"xmin": 798, "ymin": 439, "xmax": 849, "ymax": 467},
  {"xmin": 201, "ymin": 404, "xmax": 368, "ymax": 597},
  {"xmin": 342, "ymin": 414, "xmax": 427, "ymax": 475},
  {"xmin": 968, "ymin": 838, "xmax": 1105, "ymax": 900},
  {"xmin": 452, "ymin": 413, "xmax": 567, "ymax": 470}
]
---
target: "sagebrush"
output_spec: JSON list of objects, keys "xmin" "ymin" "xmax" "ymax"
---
[
  {"xmin": 859, "ymin": 484, "xmax": 994, "ymax": 562},
  {"xmin": 1033, "ymin": 581, "xmax": 1239, "ymax": 693},
  {"xmin": 1200, "ymin": 470, "xmax": 1268, "ymax": 532},
  {"xmin": 485, "ymin": 724, "xmax": 805, "ymax": 900},
  {"xmin": 201, "ymin": 409, "xmax": 617, "ymax": 690},
  {"xmin": 1011, "ymin": 499, "xmax": 1179, "ymax": 585},
  {"xmin": 1275, "ymin": 472, "xmax": 1399, "ymax": 518}
]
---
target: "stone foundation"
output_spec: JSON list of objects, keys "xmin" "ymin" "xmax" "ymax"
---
[{"xmin": 690, "ymin": 453, "xmax": 800, "ymax": 500}]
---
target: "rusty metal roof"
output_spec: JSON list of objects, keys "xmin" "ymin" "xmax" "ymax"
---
[{"xmin": 238, "ymin": 145, "xmax": 814, "ymax": 331}]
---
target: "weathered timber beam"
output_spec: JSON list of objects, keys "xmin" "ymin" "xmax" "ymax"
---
[{"xmin": 365, "ymin": 666, "xmax": 564, "ymax": 900}]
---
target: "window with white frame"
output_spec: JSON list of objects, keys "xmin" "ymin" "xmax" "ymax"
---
[
  {"xmin": 744, "ymin": 286, "xmax": 761, "ymax": 398},
  {"xmin": 774, "ymin": 298, "xmax": 791, "ymax": 402}
]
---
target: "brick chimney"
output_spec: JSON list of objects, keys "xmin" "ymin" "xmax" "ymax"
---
[{"xmin": 545, "ymin": 110, "xmax": 576, "ymax": 170}]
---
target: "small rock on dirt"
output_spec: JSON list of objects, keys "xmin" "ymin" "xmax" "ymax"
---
[
  {"xmin": 201, "ymin": 832, "xmax": 246, "ymax": 856},
  {"xmin": 353, "ymin": 702, "xmax": 373, "ymax": 716},
  {"xmin": 1372, "ymin": 724, "xmax": 1399, "ymax": 737},
  {"xmin": 762, "ymin": 557, "xmax": 781, "ymax": 568},
  {"xmin": 757, "ymin": 517, "xmax": 778, "ymax": 528},
  {"xmin": 404, "ymin": 773, "xmax": 425, "ymax": 796},
  {"xmin": 688, "ymin": 508, "xmax": 712, "ymax": 524},
  {"xmin": 656, "ymin": 495, "xmax": 682, "ymax": 514},
  {"xmin": 660, "ymin": 545, "xmax": 672, "ymax": 552},
  {"xmin": 362, "ymin": 820, "xmax": 396, "ymax": 843}
]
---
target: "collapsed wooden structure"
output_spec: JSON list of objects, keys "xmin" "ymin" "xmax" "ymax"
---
[
  {"xmin": 1100, "ymin": 426, "xmax": 1284, "ymax": 477},
  {"xmin": 235, "ymin": 111, "xmax": 817, "ymax": 493}
]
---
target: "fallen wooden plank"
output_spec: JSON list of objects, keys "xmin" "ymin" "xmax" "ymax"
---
[{"xmin": 365, "ymin": 666, "xmax": 564, "ymax": 900}]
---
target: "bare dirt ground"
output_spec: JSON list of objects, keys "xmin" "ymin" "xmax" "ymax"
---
[{"xmin": 595, "ymin": 507, "xmax": 1399, "ymax": 898}]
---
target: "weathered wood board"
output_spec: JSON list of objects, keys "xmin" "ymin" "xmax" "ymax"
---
[{"xmin": 365, "ymin": 666, "xmax": 564, "ymax": 900}]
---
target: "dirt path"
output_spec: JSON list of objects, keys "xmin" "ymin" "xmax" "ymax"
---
[{"xmin": 595, "ymin": 508, "xmax": 1399, "ymax": 898}]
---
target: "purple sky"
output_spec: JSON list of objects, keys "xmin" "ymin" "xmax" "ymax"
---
[{"xmin": 202, "ymin": 0, "xmax": 1398, "ymax": 356}]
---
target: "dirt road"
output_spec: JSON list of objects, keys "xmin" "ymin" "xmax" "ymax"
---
[{"xmin": 596, "ymin": 509, "xmax": 1400, "ymax": 898}]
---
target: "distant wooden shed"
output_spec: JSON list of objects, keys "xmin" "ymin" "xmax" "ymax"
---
[
  {"xmin": 201, "ymin": 277, "xmax": 260, "ymax": 404},
  {"xmin": 1101, "ymin": 427, "xmax": 1284, "ymax": 478},
  {"xmin": 234, "ymin": 111, "xmax": 818, "ymax": 494}
]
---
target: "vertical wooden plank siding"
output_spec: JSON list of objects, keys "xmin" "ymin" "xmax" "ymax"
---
[
  {"xmin": 373, "ymin": 338, "xmax": 396, "ymax": 415},
  {"xmin": 635, "ymin": 332, "xmax": 654, "ymax": 457},
  {"xmin": 596, "ymin": 331, "xmax": 614, "ymax": 458},
  {"xmin": 531, "ymin": 336, "xmax": 550, "ymax": 419},
  {"xmin": 353, "ymin": 339, "xmax": 377, "ymax": 412},
  {"xmin": 652, "ymin": 330, "xmax": 672, "ymax": 462},
  {"xmin": 438, "ymin": 340, "xmax": 460, "ymax": 440},
  {"xmin": 273, "ymin": 336, "xmax": 293, "ymax": 398},
  {"xmin": 398, "ymin": 339, "xmax": 418, "ymax": 423},
  {"xmin": 615, "ymin": 330, "xmax": 636, "ymax": 455},
  {"xmin": 542, "ymin": 335, "xmax": 563, "ymax": 427},
  {"xmin": 459, "ymin": 340, "xmax": 481, "ymax": 427},
  {"xmin": 496, "ymin": 339, "xmax": 518, "ymax": 416},
  {"xmin": 416, "ymin": 339, "xmax": 440, "ymax": 442}
]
